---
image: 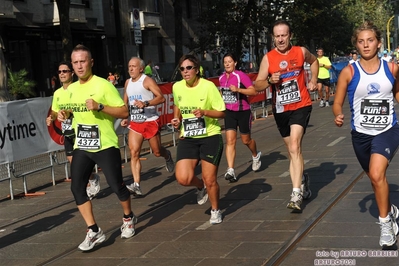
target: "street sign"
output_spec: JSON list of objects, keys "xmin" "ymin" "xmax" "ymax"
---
[
  {"xmin": 132, "ymin": 8, "xmax": 140, "ymax": 30},
  {"xmin": 134, "ymin": 29, "xmax": 142, "ymax": 44}
]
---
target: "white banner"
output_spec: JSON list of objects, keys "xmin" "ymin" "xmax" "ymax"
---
[{"xmin": 0, "ymin": 97, "xmax": 63, "ymax": 164}]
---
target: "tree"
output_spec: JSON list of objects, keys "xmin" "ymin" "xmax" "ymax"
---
[
  {"xmin": 7, "ymin": 68, "xmax": 36, "ymax": 100},
  {"xmin": 55, "ymin": 0, "xmax": 73, "ymax": 61},
  {"xmin": 192, "ymin": 0, "xmax": 281, "ymax": 68}
]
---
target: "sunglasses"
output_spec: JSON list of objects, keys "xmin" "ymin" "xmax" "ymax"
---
[
  {"xmin": 179, "ymin": 66, "xmax": 196, "ymax": 72},
  {"xmin": 58, "ymin": 70, "xmax": 71, "ymax": 74}
]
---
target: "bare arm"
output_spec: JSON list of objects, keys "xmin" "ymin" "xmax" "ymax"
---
[
  {"xmin": 254, "ymin": 54, "xmax": 271, "ymax": 92},
  {"xmin": 230, "ymin": 85, "xmax": 257, "ymax": 96},
  {"xmin": 332, "ymin": 65, "xmax": 352, "ymax": 127},
  {"xmin": 303, "ymin": 47, "xmax": 318, "ymax": 90},
  {"xmin": 143, "ymin": 76, "xmax": 166, "ymax": 106}
]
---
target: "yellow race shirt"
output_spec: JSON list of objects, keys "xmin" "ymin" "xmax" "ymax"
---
[
  {"xmin": 173, "ymin": 78, "xmax": 225, "ymax": 138},
  {"xmin": 317, "ymin": 56, "xmax": 331, "ymax": 79},
  {"xmin": 68, "ymin": 75, "xmax": 125, "ymax": 151}
]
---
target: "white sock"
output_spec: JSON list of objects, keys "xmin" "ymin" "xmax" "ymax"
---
[
  {"xmin": 379, "ymin": 215, "xmax": 390, "ymax": 223},
  {"xmin": 293, "ymin": 188, "xmax": 301, "ymax": 193}
]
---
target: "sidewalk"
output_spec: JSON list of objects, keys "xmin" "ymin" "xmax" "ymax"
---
[{"xmin": 1, "ymin": 99, "xmax": 399, "ymax": 266}]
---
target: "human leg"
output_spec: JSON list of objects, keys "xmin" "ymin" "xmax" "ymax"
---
[
  {"xmin": 285, "ymin": 124, "xmax": 305, "ymax": 189},
  {"xmin": 317, "ymin": 82, "xmax": 324, "ymax": 107},
  {"xmin": 148, "ymin": 132, "xmax": 175, "ymax": 172},
  {"xmin": 127, "ymin": 129, "xmax": 144, "ymax": 195},
  {"xmin": 225, "ymin": 130, "xmax": 237, "ymax": 181},
  {"xmin": 225, "ymin": 130, "xmax": 237, "ymax": 169},
  {"xmin": 368, "ymin": 154, "xmax": 390, "ymax": 218},
  {"xmin": 201, "ymin": 160, "xmax": 220, "ymax": 211},
  {"xmin": 94, "ymin": 148, "xmax": 137, "ymax": 239}
]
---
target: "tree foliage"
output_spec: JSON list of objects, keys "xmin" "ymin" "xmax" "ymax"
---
[
  {"xmin": 192, "ymin": 0, "xmax": 285, "ymax": 65},
  {"xmin": 7, "ymin": 68, "xmax": 36, "ymax": 99},
  {"xmin": 191, "ymin": 0, "xmax": 395, "ymax": 61}
]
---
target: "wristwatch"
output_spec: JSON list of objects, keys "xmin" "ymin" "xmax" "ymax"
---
[
  {"xmin": 144, "ymin": 100, "xmax": 150, "ymax": 107},
  {"xmin": 98, "ymin": 103, "xmax": 104, "ymax": 112}
]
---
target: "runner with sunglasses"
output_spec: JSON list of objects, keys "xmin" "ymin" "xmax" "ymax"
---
[{"xmin": 170, "ymin": 54, "xmax": 226, "ymax": 224}]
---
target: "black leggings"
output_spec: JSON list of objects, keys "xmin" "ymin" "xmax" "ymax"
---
[{"xmin": 71, "ymin": 147, "xmax": 130, "ymax": 205}]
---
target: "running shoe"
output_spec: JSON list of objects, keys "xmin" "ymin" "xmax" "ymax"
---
[
  {"xmin": 252, "ymin": 151, "xmax": 262, "ymax": 171},
  {"xmin": 287, "ymin": 191, "xmax": 303, "ymax": 211},
  {"xmin": 86, "ymin": 173, "xmax": 101, "ymax": 200},
  {"xmin": 319, "ymin": 99, "xmax": 324, "ymax": 107},
  {"xmin": 165, "ymin": 150, "xmax": 175, "ymax": 172},
  {"xmin": 197, "ymin": 186, "xmax": 208, "ymax": 205},
  {"xmin": 325, "ymin": 101, "xmax": 330, "ymax": 107},
  {"xmin": 126, "ymin": 183, "xmax": 143, "ymax": 197},
  {"xmin": 391, "ymin": 204, "xmax": 399, "ymax": 220},
  {"xmin": 301, "ymin": 173, "xmax": 312, "ymax": 200},
  {"xmin": 78, "ymin": 228, "xmax": 106, "ymax": 251},
  {"xmin": 210, "ymin": 209, "xmax": 223, "ymax": 224},
  {"xmin": 378, "ymin": 214, "xmax": 399, "ymax": 247},
  {"xmin": 120, "ymin": 216, "xmax": 137, "ymax": 239},
  {"xmin": 224, "ymin": 168, "xmax": 236, "ymax": 182}
]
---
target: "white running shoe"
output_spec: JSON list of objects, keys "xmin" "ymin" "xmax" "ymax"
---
[
  {"xmin": 325, "ymin": 101, "xmax": 330, "ymax": 107},
  {"xmin": 252, "ymin": 151, "xmax": 262, "ymax": 171},
  {"xmin": 78, "ymin": 228, "xmax": 106, "ymax": 251},
  {"xmin": 126, "ymin": 183, "xmax": 143, "ymax": 197},
  {"xmin": 86, "ymin": 174, "xmax": 101, "ymax": 199},
  {"xmin": 210, "ymin": 209, "xmax": 223, "ymax": 224},
  {"xmin": 120, "ymin": 216, "xmax": 137, "ymax": 239},
  {"xmin": 197, "ymin": 187, "xmax": 208, "ymax": 205},
  {"xmin": 319, "ymin": 100, "xmax": 324, "ymax": 107},
  {"xmin": 287, "ymin": 191, "xmax": 303, "ymax": 211},
  {"xmin": 378, "ymin": 215, "xmax": 398, "ymax": 247},
  {"xmin": 224, "ymin": 168, "xmax": 236, "ymax": 182}
]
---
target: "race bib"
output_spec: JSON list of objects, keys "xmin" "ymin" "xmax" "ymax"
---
[
  {"xmin": 130, "ymin": 105, "xmax": 146, "ymax": 123},
  {"xmin": 276, "ymin": 79, "xmax": 301, "ymax": 105},
  {"xmin": 76, "ymin": 124, "xmax": 101, "ymax": 150},
  {"xmin": 61, "ymin": 119, "xmax": 74, "ymax": 136},
  {"xmin": 219, "ymin": 87, "xmax": 238, "ymax": 104},
  {"xmin": 182, "ymin": 117, "xmax": 207, "ymax": 137},
  {"xmin": 360, "ymin": 99, "xmax": 391, "ymax": 130}
]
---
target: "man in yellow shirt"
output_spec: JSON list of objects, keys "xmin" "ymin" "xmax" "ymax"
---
[{"xmin": 316, "ymin": 48, "xmax": 332, "ymax": 107}]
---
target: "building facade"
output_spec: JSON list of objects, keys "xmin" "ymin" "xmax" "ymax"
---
[{"xmin": 0, "ymin": 0, "xmax": 206, "ymax": 97}]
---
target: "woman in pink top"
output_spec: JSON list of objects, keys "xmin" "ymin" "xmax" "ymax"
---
[{"xmin": 219, "ymin": 53, "xmax": 262, "ymax": 182}]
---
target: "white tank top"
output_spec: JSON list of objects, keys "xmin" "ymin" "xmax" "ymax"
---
[{"xmin": 126, "ymin": 74, "xmax": 158, "ymax": 122}]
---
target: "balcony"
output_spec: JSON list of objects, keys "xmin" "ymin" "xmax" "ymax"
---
[
  {"xmin": 43, "ymin": 2, "xmax": 87, "ymax": 25},
  {"xmin": 140, "ymin": 11, "xmax": 161, "ymax": 30}
]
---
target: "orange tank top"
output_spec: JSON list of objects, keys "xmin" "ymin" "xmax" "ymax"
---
[{"xmin": 267, "ymin": 46, "xmax": 312, "ymax": 113}]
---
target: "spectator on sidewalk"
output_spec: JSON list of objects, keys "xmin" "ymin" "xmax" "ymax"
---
[
  {"xmin": 254, "ymin": 19, "xmax": 317, "ymax": 212},
  {"xmin": 170, "ymin": 54, "xmax": 225, "ymax": 224},
  {"xmin": 120, "ymin": 57, "xmax": 175, "ymax": 197},
  {"xmin": 333, "ymin": 20, "xmax": 399, "ymax": 247},
  {"xmin": 218, "ymin": 53, "xmax": 261, "ymax": 182},
  {"xmin": 57, "ymin": 44, "xmax": 137, "ymax": 251}
]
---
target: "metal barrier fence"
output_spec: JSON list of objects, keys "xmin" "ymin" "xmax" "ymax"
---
[{"xmin": 0, "ymin": 100, "xmax": 270, "ymax": 200}]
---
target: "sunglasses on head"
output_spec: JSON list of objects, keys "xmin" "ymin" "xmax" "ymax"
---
[
  {"xmin": 179, "ymin": 66, "xmax": 195, "ymax": 71},
  {"xmin": 58, "ymin": 70, "xmax": 71, "ymax": 74}
]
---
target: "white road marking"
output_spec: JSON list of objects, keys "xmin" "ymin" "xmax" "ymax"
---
[{"xmin": 327, "ymin": 137, "xmax": 346, "ymax": 147}]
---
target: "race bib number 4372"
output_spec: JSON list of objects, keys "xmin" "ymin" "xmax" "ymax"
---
[{"xmin": 76, "ymin": 124, "xmax": 101, "ymax": 150}]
